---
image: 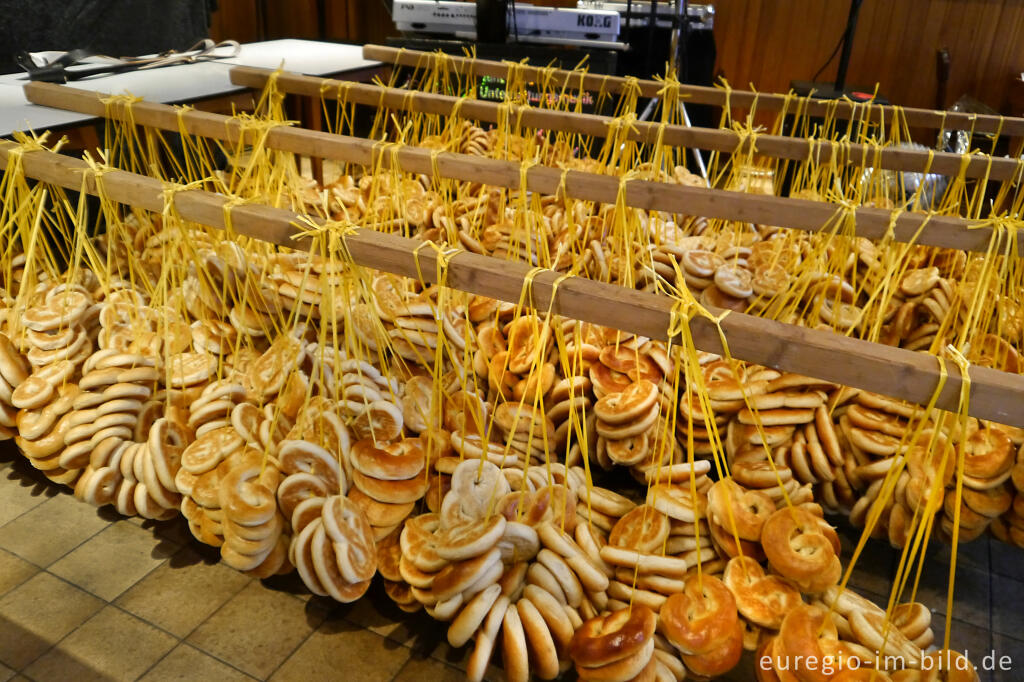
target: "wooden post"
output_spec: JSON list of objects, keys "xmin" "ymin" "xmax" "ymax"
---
[
  {"xmin": 22, "ymin": 82, "xmax": 1016, "ymax": 256},
  {"xmin": 0, "ymin": 138, "xmax": 1021, "ymax": 427}
]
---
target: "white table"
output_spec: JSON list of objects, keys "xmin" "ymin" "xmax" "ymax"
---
[{"xmin": 0, "ymin": 39, "xmax": 382, "ymax": 137}]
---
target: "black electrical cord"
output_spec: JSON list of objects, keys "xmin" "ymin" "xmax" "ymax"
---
[{"xmin": 811, "ymin": 30, "xmax": 846, "ymax": 82}]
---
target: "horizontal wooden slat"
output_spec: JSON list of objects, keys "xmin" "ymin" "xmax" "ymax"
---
[
  {"xmin": 363, "ymin": 44, "xmax": 1024, "ymax": 137},
  {"xmin": 0, "ymin": 139, "xmax": 1021, "ymax": 427},
  {"xmin": 22, "ymin": 82, "xmax": 1015, "ymax": 256},
  {"xmin": 229, "ymin": 66, "xmax": 1024, "ymax": 182}
]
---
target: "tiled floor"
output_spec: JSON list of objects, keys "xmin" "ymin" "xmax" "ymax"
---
[{"xmin": 1, "ymin": 443, "xmax": 1022, "ymax": 682}]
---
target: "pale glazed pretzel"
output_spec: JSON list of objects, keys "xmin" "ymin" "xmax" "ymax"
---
[
  {"xmin": 517, "ymin": 596, "xmax": 560, "ymax": 680},
  {"xmin": 321, "ymin": 494, "xmax": 377, "ymax": 584},
  {"xmin": 400, "ymin": 512, "xmax": 447, "ymax": 572},
  {"xmin": 217, "ymin": 454, "xmax": 278, "ymax": 527},
  {"xmin": 761, "ymin": 507, "xmax": 842, "ymax": 593},
  {"xmin": 279, "ymin": 438, "xmax": 344, "ymax": 491},
  {"xmin": 467, "ymin": 593, "xmax": 511, "ymax": 682},
  {"xmin": 431, "ymin": 547, "xmax": 502, "ymax": 602},
  {"xmin": 349, "ymin": 437, "xmax": 424, "ymax": 481},
  {"xmin": 448, "ymin": 582, "xmax": 502, "ymax": 648},
  {"xmin": 647, "ymin": 483, "xmax": 707, "ymax": 523}
]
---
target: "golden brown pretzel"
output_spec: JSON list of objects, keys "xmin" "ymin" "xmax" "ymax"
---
[
  {"xmin": 659, "ymin": 574, "xmax": 739, "ymax": 656},
  {"xmin": 761, "ymin": 508, "xmax": 841, "ymax": 593},
  {"xmin": 707, "ymin": 478, "xmax": 776, "ymax": 541},
  {"xmin": 568, "ymin": 606, "xmax": 656, "ymax": 669},
  {"xmin": 722, "ymin": 556, "xmax": 802, "ymax": 629}
]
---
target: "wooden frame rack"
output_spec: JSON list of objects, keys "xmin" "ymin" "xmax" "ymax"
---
[
  {"xmin": 6, "ymin": 79, "xmax": 1024, "ymax": 428},
  {"xmin": 229, "ymin": 65, "xmax": 1024, "ymax": 182},
  {"xmin": 363, "ymin": 44, "xmax": 1024, "ymax": 137}
]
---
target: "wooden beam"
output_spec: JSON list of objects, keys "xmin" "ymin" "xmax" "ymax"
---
[
  {"xmin": 22, "ymin": 82, "xmax": 1014, "ymax": 256},
  {"xmin": 229, "ymin": 65, "xmax": 1024, "ymax": 182},
  {"xmin": 0, "ymin": 138, "xmax": 1020, "ymax": 427},
  {"xmin": 363, "ymin": 44, "xmax": 1024, "ymax": 137}
]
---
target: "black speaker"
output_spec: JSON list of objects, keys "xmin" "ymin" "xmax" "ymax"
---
[{"xmin": 476, "ymin": 0, "xmax": 508, "ymax": 44}]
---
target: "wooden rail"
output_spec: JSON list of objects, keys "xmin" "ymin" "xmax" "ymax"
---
[
  {"xmin": 0, "ymin": 138, "xmax": 1021, "ymax": 427},
  {"xmin": 364, "ymin": 44, "xmax": 1024, "ymax": 138},
  {"xmin": 22, "ymin": 82, "xmax": 1016, "ymax": 256},
  {"xmin": 229, "ymin": 66, "xmax": 1024, "ymax": 183}
]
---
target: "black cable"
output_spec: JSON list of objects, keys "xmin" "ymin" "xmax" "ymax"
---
[
  {"xmin": 811, "ymin": 30, "xmax": 845, "ymax": 82},
  {"xmin": 510, "ymin": 0, "xmax": 519, "ymax": 43}
]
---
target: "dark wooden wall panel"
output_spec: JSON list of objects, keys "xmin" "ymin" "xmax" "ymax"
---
[{"xmin": 712, "ymin": 0, "xmax": 1024, "ymax": 114}]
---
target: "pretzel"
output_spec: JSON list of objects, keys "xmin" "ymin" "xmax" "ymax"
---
[
  {"xmin": 217, "ymin": 456, "xmax": 277, "ymax": 527},
  {"xmin": 516, "ymin": 597, "xmax": 561, "ymax": 680},
  {"xmin": 722, "ymin": 556, "xmax": 802, "ymax": 629},
  {"xmin": 432, "ymin": 546, "xmax": 502, "ymax": 601},
  {"xmin": 707, "ymin": 478, "xmax": 776, "ymax": 541},
  {"xmin": 594, "ymin": 380, "xmax": 659, "ymax": 426},
  {"xmin": 608, "ymin": 505, "xmax": 670, "ymax": 552},
  {"xmin": 659, "ymin": 574, "xmax": 739, "ymax": 656},
  {"xmin": 435, "ymin": 515, "xmax": 506, "ymax": 561},
  {"xmin": 647, "ymin": 484, "xmax": 707, "ymax": 522},
  {"xmin": 761, "ymin": 507, "xmax": 841, "ymax": 593},
  {"xmin": 848, "ymin": 609, "xmax": 922, "ymax": 662},
  {"xmin": 348, "ymin": 437, "xmax": 424, "ymax": 482},
  {"xmin": 962, "ymin": 427, "xmax": 1014, "ymax": 479},
  {"xmin": 569, "ymin": 606, "xmax": 656, "ymax": 669},
  {"xmin": 320, "ymin": 494, "xmax": 376, "ymax": 584},
  {"xmin": 443, "ymin": 458, "xmax": 511, "ymax": 525}
]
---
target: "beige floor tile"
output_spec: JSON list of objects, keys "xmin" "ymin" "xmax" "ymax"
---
[
  {"xmin": 138, "ymin": 643, "xmax": 256, "ymax": 682},
  {"xmin": 0, "ymin": 493, "xmax": 108, "ymax": 566},
  {"xmin": 187, "ymin": 581, "xmax": 329, "ymax": 678},
  {"xmin": 343, "ymin": 586, "xmax": 427, "ymax": 647},
  {"xmin": 23, "ymin": 605, "xmax": 176, "ymax": 682},
  {"xmin": 0, "ymin": 572, "xmax": 103, "ymax": 669},
  {"xmin": 269, "ymin": 621, "xmax": 411, "ymax": 682},
  {"xmin": 49, "ymin": 522, "xmax": 179, "ymax": 601},
  {"xmin": 0, "ymin": 549, "xmax": 38, "ymax": 598},
  {"xmin": 116, "ymin": 545, "xmax": 250, "ymax": 637},
  {"xmin": 0, "ymin": 465, "xmax": 56, "ymax": 528},
  {"xmin": 392, "ymin": 654, "xmax": 467, "ymax": 682}
]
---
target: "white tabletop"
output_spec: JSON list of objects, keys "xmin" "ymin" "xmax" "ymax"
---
[{"xmin": 0, "ymin": 39, "xmax": 381, "ymax": 137}]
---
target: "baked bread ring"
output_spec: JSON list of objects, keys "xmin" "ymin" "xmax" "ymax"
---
[
  {"xmin": 681, "ymin": 619, "xmax": 742, "ymax": 678},
  {"xmin": 577, "ymin": 637, "xmax": 654, "ymax": 682},
  {"xmin": 517, "ymin": 596, "xmax": 560, "ymax": 680},
  {"xmin": 435, "ymin": 514, "xmax": 506, "ymax": 561},
  {"xmin": 722, "ymin": 556, "xmax": 802, "ymax": 629},
  {"xmin": 761, "ymin": 507, "xmax": 841, "ymax": 593},
  {"xmin": 568, "ymin": 606, "xmax": 656, "ymax": 669},
  {"xmin": 594, "ymin": 380, "xmax": 659, "ymax": 425},
  {"xmin": 659, "ymin": 574, "xmax": 739, "ymax": 655},
  {"xmin": 279, "ymin": 438, "xmax": 343, "ymax": 492},
  {"xmin": 609, "ymin": 505, "xmax": 670, "ymax": 553},
  {"xmin": 707, "ymin": 478, "xmax": 776, "ymax": 541},
  {"xmin": 647, "ymin": 484, "xmax": 707, "ymax": 522},
  {"xmin": 217, "ymin": 457, "xmax": 277, "ymax": 527},
  {"xmin": 320, "ymin": 494, "xmax": 376, "ymax": 584},
  {"xmin": 349, "ymin": 438, "xmax": 424, "ymax": 481},
  {"xmin": 431, "ymin": 547, "xmax": 502, "ymax": 602},
  {"xmin": 351, "ymin": 469, "xmax": 428, "ymax": 505},
  {"xmin": 963, "ymin": 427, "xmax": 1014, "ymax": 479}
]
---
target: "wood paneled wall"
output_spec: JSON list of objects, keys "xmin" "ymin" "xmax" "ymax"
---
[
  {"xmin": 210, "ymin": 0, "xmax": 395, "ymax": 45},
  {"xmin": 713, "ymin": 0, "xmax": 1024, "ymax": 114},
  {"xmin": 210, "ymin": 0, "xmax": 1024, "ymax": 115}
]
